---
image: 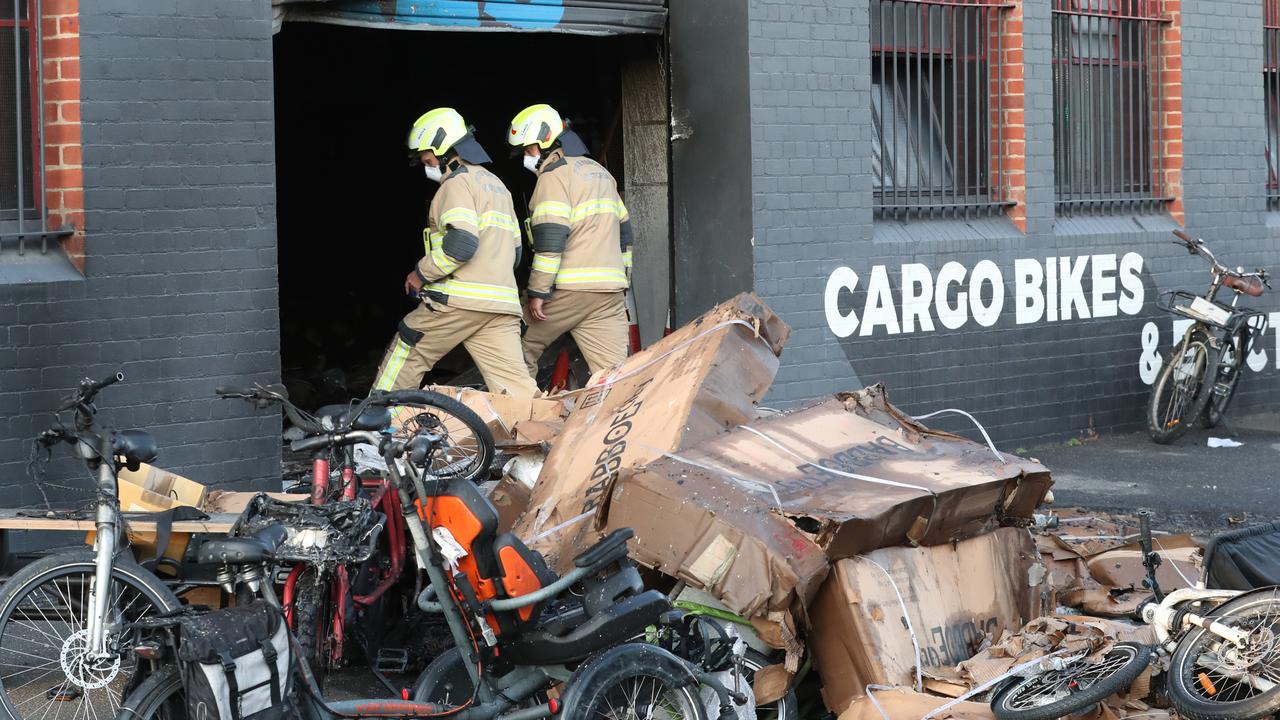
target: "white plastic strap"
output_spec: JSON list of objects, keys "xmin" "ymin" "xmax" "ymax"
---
[
  {"xmin": 911, "ymin": 408, "xmax": 1006, "ymax": 463},
  {"xmin": 638, "ymin": 443, "xmax": 782, "ymax": 511},
  {"xmin": 736, "ymin": 425, "xmax": 940, "ymax": 540},
  {"xmin": 856, "ymin": 558, "xmax": 924, "ymax": 693},
  {"xmin": 528, "ymin": 508, "xmax": 597, "ymax": 543}
]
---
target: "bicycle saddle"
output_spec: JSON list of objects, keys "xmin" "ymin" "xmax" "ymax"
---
[
  {"xmin": 198, "ymin": 524, "xmax": 288, "ymax": 565},
  {"xmin": 316, "ymin": 404, "xmax": 393, "ymax": 432},
  {"xmin": 111, "ymin": 429, "xmax": 158, "ymax": 471},
  {"xmin": 1225, "ymin": 274, "xmax": 1265, "ymax": 297}
]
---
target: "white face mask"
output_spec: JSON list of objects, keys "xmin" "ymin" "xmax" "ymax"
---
[
  {"xmin": 423, "ymin": 164, "xmax": 443, "ymax": 183},
  {"xmin": 523, "ymin": 153, "xmax": 541, "ymax": 174}
]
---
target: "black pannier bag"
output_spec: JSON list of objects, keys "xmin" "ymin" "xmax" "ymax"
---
[{"xmin": 177, "ymin": 600, "xmax": 293, "ymax": 720}]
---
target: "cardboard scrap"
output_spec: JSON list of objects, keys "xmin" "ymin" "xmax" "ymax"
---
[
  {"xmin": 838, "ymin": 687, "xmax": 995, "ymax": 720},
  {"xmin": 513, "ymin": 293, "xmax": 790, "ymax": 570},
  {"xmin": 422, "ymin": 385, "xmax": 573, "ymax": 443},
  {"xmin": 87, "ymin": 463, "xmax": 209, "ymax": 561},
  {"xmin": 951, "ymin": 615, "xmax": 1155, "ymax": 689},
  {"xmin": 808, "ymin": 528, "xmax": 1044, "ymax": 713},
  {"xmin": 1086, "ymin": 534, "xmax": 1200, "ymax": 592}
]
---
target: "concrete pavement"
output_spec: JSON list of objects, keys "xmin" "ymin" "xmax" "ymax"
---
[{"xmin": 1028, "ymin": 413, "xmax": 1280, "ymax": 532}]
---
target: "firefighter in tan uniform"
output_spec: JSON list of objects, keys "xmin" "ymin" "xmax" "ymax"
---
[
  {"xmin": 508, "ymin": 104, "xmax": 634, "ymax": 379},
  {"xmin": 372, "ymin": 108, "xmax": 537, "ymax": 397}
]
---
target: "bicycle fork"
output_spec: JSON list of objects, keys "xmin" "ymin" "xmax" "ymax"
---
[{"xmin": 85, "ymin": 438, "xmax": 117, "ymax": 660}]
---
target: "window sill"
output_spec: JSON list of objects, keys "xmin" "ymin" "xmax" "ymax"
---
[
  {"xmin": 872, "ymin": 213, "xmax": 1023, "ymax": 244},
  {"xmin": 0, "ymin": 237, "xmax": 83, "ymax": 285},
  {"xmin": 1052, "ymin": 211, "xmax": 1178, "ymax": 237}
]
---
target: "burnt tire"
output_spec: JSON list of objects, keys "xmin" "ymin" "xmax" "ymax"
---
[
  {"xmin": 393, "ymin": 392, "xmax": 494, "ymax": 485},
  {"xmin": 990, "ymin": 643, "xmax": 1152, "ymax": 720},
  {"xmin": 291, "ymin": 568, "xmax": 330, "ymax": 691}
]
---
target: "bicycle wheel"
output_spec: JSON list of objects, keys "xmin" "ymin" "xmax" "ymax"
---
[
  {"xmin": 1200, "ymin": 330, "xmax": 1246, "ymax": 429},
  {"xmin": 1148, "ymin": 329, "xmax": 1217, "ymax": 444},
  {"xmin": 116, "ymin": 665, "xmax": 184, "ymax": 720},
  {"xmin": 1166, "ymin": 588, "xmax": 1280, "ymax": 720},
  {"xmin": 412, "ymin": 646, "xmax": 475, "ymax": 706},
  {"xmin": 559, "ymin": 643, "xmax": 707, "ymax": 720},
  {"xmin": 0, "ymin": 549, "xmax": 180, "ymax": 719},
  {"xmin": 739, "ymin": 649, "xmax": 796, "ymax": 720},
  {"xmin": 291, "ymin": 567, "xmax": 331, "ymax": 691},
  {"xmin": 990, "ymin": 643, "xmax": 1152, "ymax": 720},
  {"xmin": 391, "ymin": 393, "xmax": 495, "ymax": 484}
]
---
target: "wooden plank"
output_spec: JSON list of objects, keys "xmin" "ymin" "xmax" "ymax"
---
[{"xmin": 0, "ymin": 509, "xmax": 238, "ymax": 533}]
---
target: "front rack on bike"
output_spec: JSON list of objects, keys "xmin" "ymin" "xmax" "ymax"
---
[
  {"xmin": 230, "ymin": 493, "xmax": 384, "ymax": 565},
  {"xmin": 1155, "ymin": 290, "xmax": 1233, "ymax": 328}
]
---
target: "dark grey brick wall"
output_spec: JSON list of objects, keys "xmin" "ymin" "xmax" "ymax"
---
[
  {"xmin": 750, "ymin": 0, "xmax": 1280, "ymax": 444},
  {"xmin": 0, "ymin": 1, "xmax": 281, "ymax": 505}
]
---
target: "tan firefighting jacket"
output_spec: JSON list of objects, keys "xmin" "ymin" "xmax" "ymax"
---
[
  {"xmin": 415, "ymin": 160, "xmax": 523, "ymax": 316},
  {"xmin": 527, "ymin": 148, "xmax": 634, "ymax": 298}
]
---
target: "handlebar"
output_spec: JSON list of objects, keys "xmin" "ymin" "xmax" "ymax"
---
[
  {"xmin": 56, "ymin": 371, "xmax": 125, "ymax": 412},
  {"xmin": 290, "ymin": 430, "xmax": 385, "ymax": 454}
]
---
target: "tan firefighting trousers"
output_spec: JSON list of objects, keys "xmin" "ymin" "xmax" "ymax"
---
[
  {"xmin": 373, "ymin": 301, "xmax": 537, "ymax": 397},
  {"xmin": 521, "ymin": 290, "xmax": 629, "ymax": 378}
]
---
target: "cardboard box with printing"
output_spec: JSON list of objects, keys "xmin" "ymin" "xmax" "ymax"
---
[
  {"xmin": 808, "ymin": 527, "xmax": 1045, "ymax": 713},
  {"xmin": 513, "ymin": 293, "xmax": 790, "ymax": 569}
]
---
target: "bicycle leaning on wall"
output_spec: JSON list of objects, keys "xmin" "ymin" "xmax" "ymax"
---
[
  {"xmin": 1146, "ymin": 230, "xmax": 1270, "ymax": 445},
  {"xmin": 0, "ymin": 373, "xmax": 183, "ymax": 719}
]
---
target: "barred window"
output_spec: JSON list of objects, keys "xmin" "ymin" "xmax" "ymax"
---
[
  {"xmin": 1, "ymin": 1, "xmax": 36, "ymax": 222},
  {"xmin": 1052, "ymin": 0, "xmax": 1170, "ymax": 213},
  {"xmin": 872, "ymin": 0, "xmax": 1010, "ymax": 220},
  {"xmin": 1266, "ymin": 0, "xmax": 1280, "ymax": 208}
]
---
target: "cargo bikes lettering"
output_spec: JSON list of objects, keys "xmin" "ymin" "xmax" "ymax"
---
[{"xmin": 778, "ymin": 435, "xmax": 939, "ymax": 496}]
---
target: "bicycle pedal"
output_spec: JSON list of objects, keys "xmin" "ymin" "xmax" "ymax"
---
[{"xmin": 375, "ymin": 647, "xmax": 410, "ymax": 673}]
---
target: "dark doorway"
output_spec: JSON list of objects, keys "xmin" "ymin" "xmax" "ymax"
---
[{"xmin": 273, "ymin": 23, "xmax": 643, "ymax": 409}]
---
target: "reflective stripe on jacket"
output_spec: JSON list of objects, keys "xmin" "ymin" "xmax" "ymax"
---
[
  {"xmin": 415, "ymin": 161, "xmax": 522, "ymax": 316},
  {"xmin": 527, "ymin": 148, "xmax": 633, "ymax": 298}
]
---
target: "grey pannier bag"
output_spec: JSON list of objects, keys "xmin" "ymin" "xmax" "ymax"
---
[{"xmin": 176, "ymin": 600, "xmax": 293, "ymax": 720}]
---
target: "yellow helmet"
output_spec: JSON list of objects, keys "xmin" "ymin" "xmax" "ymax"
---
[
  {"xmin": 508, "ymin": 104, "xmax": 564, "ymax": 150},
  {"xmin": 408, "ymin": 107, "xmax": 469, "ymax": 156}
]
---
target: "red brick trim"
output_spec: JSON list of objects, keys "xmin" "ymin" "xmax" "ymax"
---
[
  {"xmin": 1157, "ymin": 0, "xmax": 1184, "ymax": 225},
  {"xmin": 41, "ymin": 0, "xmax": 83, "ymax": 271},
  {"xmin": 991, "ymin": 0, "xmax": 1026, "ymax": 232}
]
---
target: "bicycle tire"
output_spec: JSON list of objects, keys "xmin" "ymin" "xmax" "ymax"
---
[
  {"xmin": 1200, "ymin": 329, "xmax": 1246, "ymax": 429},
  {"xmin": 412, "ymin": 646, "xmax": 475, "ymax": 706},
  {"xmin": 559, "ymin": 642, "xmax": 707, "ymax": 720},
  {"xmin": 393, "ymin": 392, "xmax": 495, "ymax": 484},
  {"xmin": 0, "ymin": 549, "xmax": 180, "ymax": 719},
  {"xmin": 1148, "ymin": 329, "xmax": 1217, "ymax": 444},
  {"xmin": 741, "ymin": 648, "xmax": 797, "ymax": 720},
  {"xmin": 116, "ymin": 664, "xmax": 184, "ymax": 720},
  {"xmin": 292, "ymin": 567, "xmax": 330, "ymax": 691},
  {"xmin": 990, "ymin": 643, "xmax": 1152, "ymax": 720},
  {"xmin": 1166, "ymin": 588, "xmax": 1280, "ymax": 720}
]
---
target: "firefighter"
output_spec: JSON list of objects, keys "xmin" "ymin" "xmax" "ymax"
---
[
  {"xmin": 508, "ymin": 103, "xmax": 634, "ymax": 380},
  {"xmin": 372, "ymin": 108, "xmax": 537, "ymax": 397}
]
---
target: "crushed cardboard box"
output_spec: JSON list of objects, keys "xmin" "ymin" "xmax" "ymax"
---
[
  {"xmin": 513, "ymin": 293, "xmax": 790, "ymax": 570},
  {"xmin": 808, "ymin": 528, "xmax": 1044, "ymax": 713},
  {"xmin": 595, "ymin": 385, "xmax": 1051, "ymax": 624}
]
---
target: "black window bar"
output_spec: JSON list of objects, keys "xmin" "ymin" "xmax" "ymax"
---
[
  {"xmin": 1, "ymin": 0, "xmax": 65, "ymax": 255},
  {"xmin": 1267, "ymin": 0, "xmax": 1280, "ymax": 209},
  {"xmin": 1052, "ymin": 0, "xmax": 1172, "ymax": 215},
  {"xmin": 872, "ymin": 0, "xmax": 1015, "ymax": 221}
]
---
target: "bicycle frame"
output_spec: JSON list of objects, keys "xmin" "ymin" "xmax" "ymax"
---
[{"xmin": 1143, "ymin": 586, "xmax": 1246, "ymax": 646}]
